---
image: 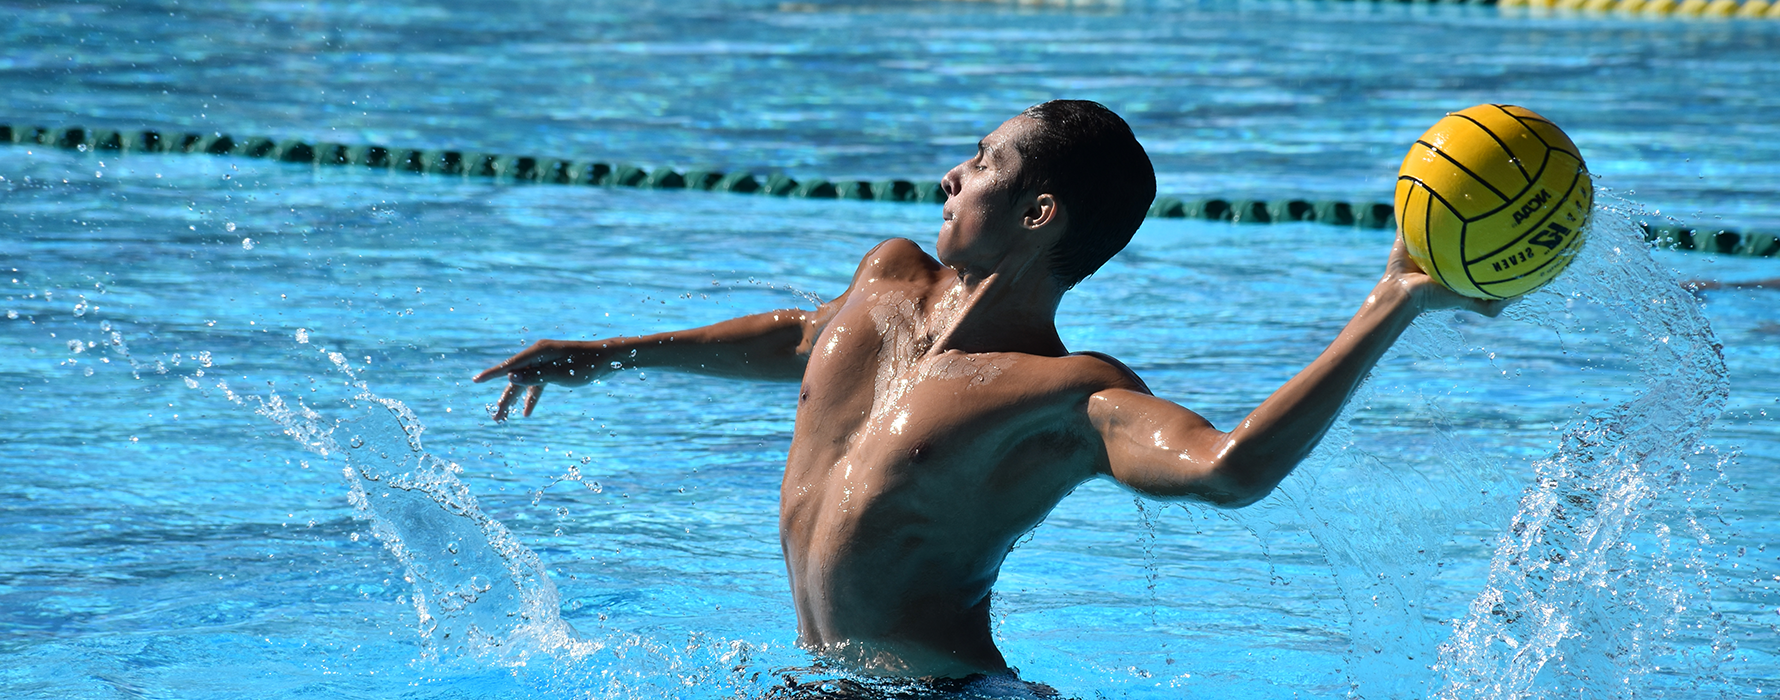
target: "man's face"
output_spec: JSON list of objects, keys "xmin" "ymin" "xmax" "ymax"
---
[{"xmin": 936, "ymin": 116, "xmax": 1050, "ymax": 271}]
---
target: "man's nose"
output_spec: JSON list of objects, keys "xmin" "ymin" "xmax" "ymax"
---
[{"xmin": 940, "ymin": 165, "xmax": 961, "ymax": 197}]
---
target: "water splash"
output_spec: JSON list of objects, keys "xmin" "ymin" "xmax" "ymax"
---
[
  {"xmin": 211, "ymin": 347, "xmax": 578, "ymax": 662},
  {"xmin": 1240, "ymin": 385, "xmax": 1517, "ymax": 699},
  {"xmin": 1223, "ymin": 191, "xmax": 1732, "ymax": 698},
  {"xmin": 1431, "ymin": 196, "xmax": 1731, "ymax": 698},
  {"xmin": 186, "ymin": 344, "xmax": 833, "ymax": 697}
]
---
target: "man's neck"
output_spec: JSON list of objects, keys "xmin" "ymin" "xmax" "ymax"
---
[{"xmin": 930, "ymin": 265, "xmax": 1068, "ymax": 358}]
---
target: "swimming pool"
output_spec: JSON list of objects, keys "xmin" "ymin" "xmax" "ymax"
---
[{"xmin": 3, "ymin": 1, "xmax": 1777, "ymax": 697}]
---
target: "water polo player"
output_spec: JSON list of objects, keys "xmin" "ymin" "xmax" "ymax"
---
[{"xmin": 475, "ymin": 100, "xmax": 1507, "ymax": 681}]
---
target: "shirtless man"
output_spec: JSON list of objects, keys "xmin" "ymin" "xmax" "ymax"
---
[{"xmin": 474, "ymin": 101, "xmax": 1503, "ymax": 680}]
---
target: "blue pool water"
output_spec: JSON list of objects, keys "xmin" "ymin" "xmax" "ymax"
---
[{"xmin": 4, "ymin": 1, "xmax": 1778, "ymax": 698}]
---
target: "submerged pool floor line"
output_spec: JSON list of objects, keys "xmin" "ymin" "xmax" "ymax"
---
[{"xmin": 5, "ymin": 123, "xmax": 1773, "ymax": 259}]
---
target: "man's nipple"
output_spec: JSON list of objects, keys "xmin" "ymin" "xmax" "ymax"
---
[{"xmin": 908, "ymin": 441, "xmax": 931, "ymax": 463}]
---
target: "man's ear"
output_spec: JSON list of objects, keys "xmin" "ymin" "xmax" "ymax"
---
[{"xmin": 1022, "ymin": 193, "xmax": 1063, "ymax": 231}]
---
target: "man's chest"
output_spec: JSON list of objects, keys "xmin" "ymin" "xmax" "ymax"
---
[
  {"xmin": 797, "ymin": 338, "xmax": 1083, "ymax": 482},
  {"xmin": 785, "ymin": 350, "xmax": 1098, "ymax": 540}
]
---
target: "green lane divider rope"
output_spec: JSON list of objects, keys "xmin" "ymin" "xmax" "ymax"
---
[
  {"xmin": 4, "ymin": 123, "xmax": 1773, "ymax": 259},
  {"xmin": 0, "ymin": 124, "xmax": 947, "ymax": 204}
]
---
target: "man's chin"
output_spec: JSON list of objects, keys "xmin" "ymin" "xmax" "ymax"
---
[{"xmin": 934, "ymin": 238, "xmax": 959, "ymax": 267}]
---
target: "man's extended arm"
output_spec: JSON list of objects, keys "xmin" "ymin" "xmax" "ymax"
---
[
  {"xmin": 1089, "ymin": 234, "xmax": 1505, "ymax": 507},
  {"xmin": 474, "ymin": 297, "xmax": 845, "ymax": 421}
]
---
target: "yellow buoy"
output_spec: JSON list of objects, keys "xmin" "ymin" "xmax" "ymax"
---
[
  {"xmin": 1394, "ymin": 105, "xmax": 1593, "ymax": 300},
  {"xmin": 1736, "ymin": 0, "xmax": 1770, "ymax": 16}
]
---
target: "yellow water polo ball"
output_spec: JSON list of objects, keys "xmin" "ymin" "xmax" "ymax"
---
[{"xmin": 1394, "ymin": 104, "xmax": 1593, "ymax": 300}]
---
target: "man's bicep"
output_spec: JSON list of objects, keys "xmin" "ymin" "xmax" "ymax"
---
[{"xmin": 1086, "ymin": 388, "xmax": 1237, "ymax": 503}]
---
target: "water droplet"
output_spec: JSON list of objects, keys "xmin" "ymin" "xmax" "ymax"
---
[
  {"xmin": 5, "ymin": 310, "xmax": 15, "ymax": 320},
  {"xmin": 226, "ymin": 222, "xmax": 237, "ymax": 232},
  {"xmin": 67, "ymin": 339, "xmax": 84, "ymax": 353},
  {"xmin": 83, "ymin": 367, "xmax": 94, "ymax": 376},
  {"xmin": 100, "ymin": 321, "xmax": 111, "ymax": 331},
  {"xmin": 349, "ymin": 437, "xmax": 365, "ymax": 449},
  {"xmin": 242, "ymin": 238, "xmax": 255, "ymax": 250},
  {"xmin": 295, "ymin": 328, "xmax": 309, "ymax": 344}
]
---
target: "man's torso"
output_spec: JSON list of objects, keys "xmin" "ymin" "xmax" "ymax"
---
[{"xmin": 778, "ymin": 238, "xmax": 1139, "ymax": 676}]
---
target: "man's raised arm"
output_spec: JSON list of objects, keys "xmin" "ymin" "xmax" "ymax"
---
[
  {"xmin": 1089, "ymin": 234, "xmax": 1506, "ymax": 508},
  {"xmin": 474, "ymin": 296, "xmax": 846, "ymax": 421}
]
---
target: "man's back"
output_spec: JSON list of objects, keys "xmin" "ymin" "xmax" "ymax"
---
[{"xmin": 780, "ymin": 238, "xmax": 1139, "ymax": 677}]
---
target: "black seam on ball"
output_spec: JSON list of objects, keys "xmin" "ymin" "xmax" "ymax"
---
[
  {"xmin": 1452, "ymin": 113, "xmax": 1534, "ymax": 186},
  {"xmin": 1420, "ymin": 184, "xmax": 1459, "ymax": 293},
  {"xmin": 1418, "ymin": 139, "xmax": 1515, "ymax": 205},
  {"xmin": 1459, "ymin": 167, "xmax": 1587, "ymax": 268},
  {"xmin": 1476, "ymin": 229, "xmax": 1585, "ymax": 290},
  {"xmin": 1399, "ymin": 176, "xmax": 1461, "ymax": 294},
  {"xmin": 1463, "ymin": 137, "xmax": 1558, "ymax": 224}
]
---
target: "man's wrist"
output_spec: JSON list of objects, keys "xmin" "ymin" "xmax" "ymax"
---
[{"xmin": 1370, "ymin": 274, "xmax": 1423, "ymax": 313}]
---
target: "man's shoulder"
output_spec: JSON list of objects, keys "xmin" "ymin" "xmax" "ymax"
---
[
  {"xmin": 853, "ymin": 238, "xmax": 943, "ymax": 284},
  {"xmin": 994, "ymin": 351, "xmax": 1152, "ymax": 398},
  {"xmin": 1065, "ymin": 351, "xmax": 1152, "ymax": 394}
]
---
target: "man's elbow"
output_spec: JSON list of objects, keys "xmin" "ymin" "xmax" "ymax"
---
[
  {"xmin": 1129, "ymin": 472, "xmax": 1274, "ymax": 509},
  {"xmin": 1203, "ymin": 485, "xmax": 1270, "ymax": 510},
  {"xmin": 1196, "ymin": 463, "xmax": 1286, "ymax": 509}
]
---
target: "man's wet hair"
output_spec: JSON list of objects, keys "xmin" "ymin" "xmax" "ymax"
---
[{"xmin": 1007, "ymin": 100, "xmax": 1156, "ymax": 290}]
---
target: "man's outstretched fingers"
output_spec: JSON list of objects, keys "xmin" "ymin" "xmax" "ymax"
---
[
  {"xmin": 523, "ymin": 385, "xmax": 543, "ymax": 417},
  {"xmin": 474, "ymin": 359, "xmax": 517, "ymax": 384},
  {"xmin": 494, "ymin": 383, "xmax": 521, "ymax": 422}
]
